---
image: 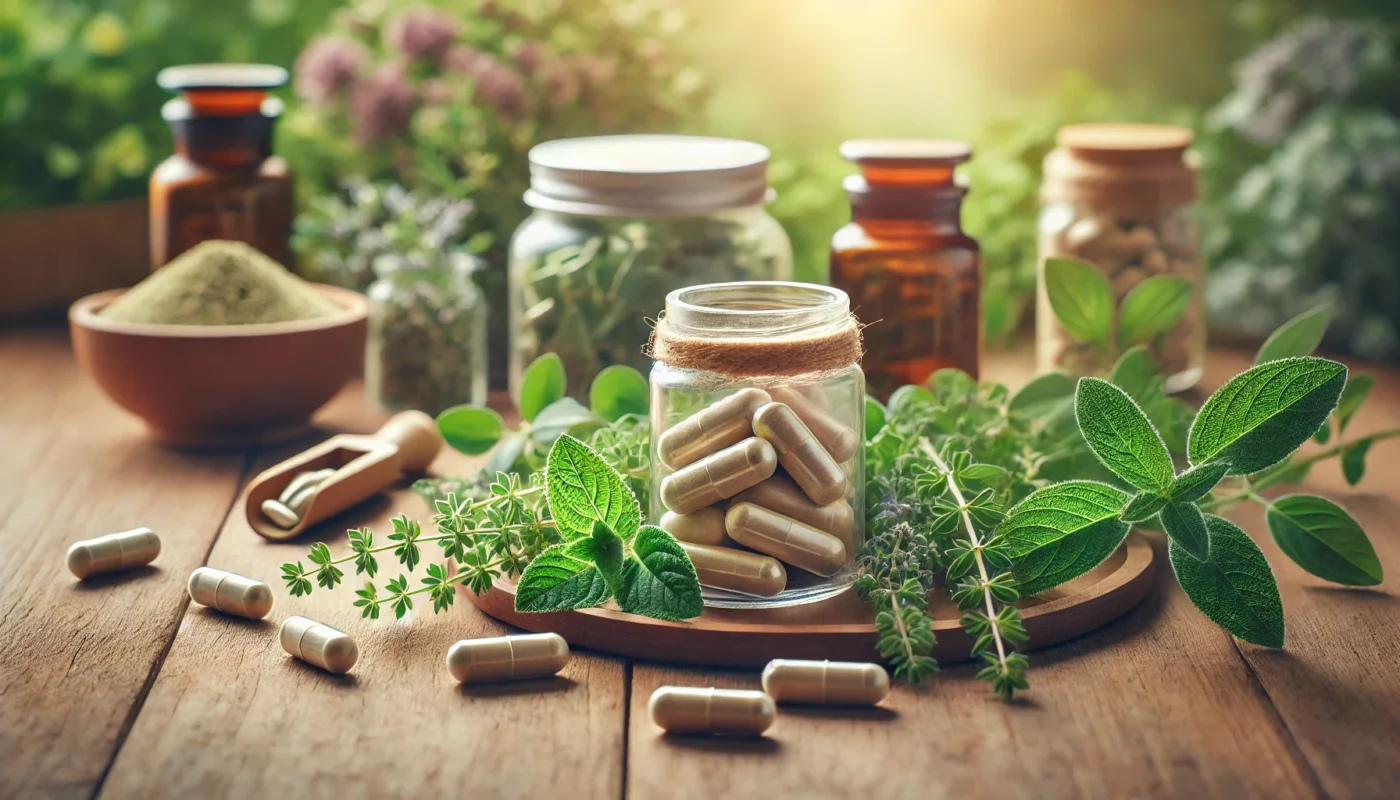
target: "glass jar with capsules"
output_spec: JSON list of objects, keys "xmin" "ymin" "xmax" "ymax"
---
[{"xmin": 648, "ymin": 282, "xmax": 865, "ymax": 608}]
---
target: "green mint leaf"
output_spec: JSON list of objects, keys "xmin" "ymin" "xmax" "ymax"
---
[
  {"xmin": 514, "ymin": 539, "xmax": 612, "ymax": 612},
  {"xmin": 1170, "ymin": 460, "xmax": 1230, "ymax": 504},
  {"xmin": 887, "ymin": 384, "xmax": 935, "ymax": 414},
  {"xmin": 1266, "ymin": 494, "xmax": 1382, "ymax": 586},
  {"xmin": 1312, "ymin": 422, "xmax": 1331, "ymax": 444},
  {"xmin": 1045, "ymin": 257, "xmax": 1114, "ymax": 347},
  {"xmin": 589, "ymin": 520, "xmax": 626, "ymax": 593},
  {"xmin": 1160, "ymin": 501, "xmax": 1209, "ymax": 561},
  {"xmin": 1335, "ymin": 375, "xmax": 1373, "ymax": 433},
  {"xmin": 1120, "ymin": 491, "xmax": 1169, "ymax": 523},
  {"xmin": 1110, "ymin": 347, "xmax": 1161, "ymax": 404},
  {"xmin": 864, "ymin": 395, "xmax": 887, "ymax": 441},
  {"xmin": 616, "ymin": 525, "xmax": 703, "ymax": 621},
  {"xmin": 545, "ymin": 433, "xmax": 641, "ymax": 541},
  {"xmin": 1115, "ymin": 275, "xmax": 1192, "ymax": 350},
  {"xmin": 530, "ymin": 398, "xmax": 604, "ymax": 447},
  {"xmin": 484, "ymin": 432, "xmax": 530, "ymax": 477},
  {"xmin": 1158, "ymin": 397, "xmax": 1193, "ymax": 456},
  {"xmin": 1170, "ymin": 515, "xmax": 1285, "ymax": 647},
  {"xmin": 589, "ymin": 365, "xmax": 649, "ymax": 422},
  {"xmin": 519, "ymin": 352, "xmax": 566, "ymax": 423},
  {"xmin": 436, "ymin": 405, "xmax": 505, "ymax": 455},
  {"xmin": 1075, "ymin": 378, "xmax": 1175, "ymax": 492},
  {"xmin": 1009, "ymin": 371, "xmax": 1075, "ymax": 416},
  {"xmin": 1342, "ymin": 439, "xmax": 1372, "ymax": 487},
  {"xmin": 1000, "ymin": 481, "xmax": 1131, "ymax": 596},
  {"xmin": 1187, "ymin": 357, "xmax": 1346, "ymax": 475},
  {"xmin": 1255, "ymin": 304, "xmax": 1331, "ymax": 365}
]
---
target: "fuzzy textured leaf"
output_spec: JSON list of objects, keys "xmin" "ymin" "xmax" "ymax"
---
[
  {"xmin": 1336, "ymin": 375, "xmax": 1373, "ymax": 433},
  {"xmin": 519, "ymin": 353, "xmax": 566, "ymax": 422},
  {"xmin": 1170, "ymin": 515, "xmax": 1285, "ymax": 647},
  {"xmin": 616, "ymin": 526, "xmax": 703, "ymax": 621},
  {"xmin": 1188, "ymin": 357, "xmax": 1347, "ymax": 475},
  {"xmin": 1120, "ymin": 491, "xmax": 1169, "ymax": 523},
  {"xmin": 1000, "ymin": 481, "xmax": 1131, "ymax": 596},
  {"xmin": 546, "ymin": 434, "xmax": 640, "ymax": 541},
  {"xmin": 1160, "ymin": 501, "xmax": 1209, "ymax": 561},
  {"xmin": 1170, "ymin": 460, "xmax": 1231, "ymax": 504},
  {"xmin": 1255, "ymin": 304, "xmax": 1331, "ymax": 365},
  {"xmin": 514, "ymin": 538, "xmax": 612, "ymax": 612},
  {"xmin": 1267, "ymin": 494, "xmax": 1382, "ymax": 586},
  {"xmin": 1045, "ymin": 257, "xmax": 1114, "ymax": 346},
  {"xmin": 1075, "ymin": 378, "xmax": 1175, "ymax": 492},
  {"xmin": 1116, "ymin": 275, "xmax": 1192, "ymax": 350},
  {"xmin": 589, "ymin": 520, "xmax": 626, "ymax": 592}
]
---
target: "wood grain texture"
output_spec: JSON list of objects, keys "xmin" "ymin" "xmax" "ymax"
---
[
  {"xmin": 0, "ymin": 329, "xmax": 246, "ymax": 800},
  {"xmin": 99, "ymin": 394, "xmax": 627, "ymax": 800}
]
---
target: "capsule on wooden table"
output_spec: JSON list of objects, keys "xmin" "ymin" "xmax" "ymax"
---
[
  {"xmin": 261, "ymin": 499, "xmax": 299, "ymax": 529},
  {"xmin": 649, "ymin": 686, "xmax": 775, "ymax": 736},
  {"xmin": 660, "ymin": 437, "xmax": 777, "ymax": 515},
  {"xmin": 279, "ymin": 468, "xmax": 336, "ymax": 505},
  {"xmin": 680, "ymin": 542, "xmax": 787, "ymax": 597},
  {"xmin": 656, "ymin": 387, "xmax": 771, "ymax": 470},
  {"xmin": 761, "ymin": 659, "xmax": 890, "ymax": 706},
  {"xmin": 660, "ymin": 508, "xmax": 731, "ymax": 547},
  {"xmin": 733, "ymin": 476, "xmax": 856, "ymax": 552},
  {"xmin": 186, "ymin": 567, "xmax": 274, "ymax": 620},
  {"xmin": 751, "ymin": 402, "xmax": 847, "ymax": 506},
  {"xmin": 280, "ymin": 616, "xmax": 358, "ymax": 674},
  {"xmin": 726, "ymin": 503, "xmax": 847, "ymax": 577},
  {"xmin": 66, "ymin": 527, "xmax": 161, "ymax": 579},
  {"xmin": 447, "ymin": 633, "xmax": 570, "ymax": 684},
  {"xmin": 771, "ymin": 387, "xmax": 860, "ymax": 463}
]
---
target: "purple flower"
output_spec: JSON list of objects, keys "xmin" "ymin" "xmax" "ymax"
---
[
  {"xmin": 294, "ymin": 37, "xmax": 368, "ymax": 105},
  {"xmin": 512, "ymin": 41, "xmax": 542, "ymax": 77},
  {"xmin": 542, "ymin": 60, "xmax": 580, "ymax": 108},
  {"xmin": 349, "ymin": 64, "xmax": 416, "ymax": 145},
  {"xmin": 444, "ymin": 44, "xmax": 487, "ymax": 76},
  {"xmin": 472, "ymin": 58, "xmax": 525, "ymax": 120},
  {"xmin": 385, "ymin": 7, "xmax": 459, "ymax": 65}
]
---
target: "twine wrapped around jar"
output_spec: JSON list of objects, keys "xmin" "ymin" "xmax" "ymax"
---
[{"xmin": 647, "ymin": 311, "xmax": 863, "ymax": 379}]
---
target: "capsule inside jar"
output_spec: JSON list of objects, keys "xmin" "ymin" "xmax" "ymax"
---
[
  {"xmin": 680, "ymin": 542, "xmax": 787, "ymax": 597},
  {"xmin": 656, "ymin": 388, "xmax": 771, "ymax": 470},
  {"xmin": 732, "ymin": 476, "xmax": 856, "ymax": 553},
  {"xmin": 770, "ymin": 387, "xmax": 860, "ymax": 463},
  {"xmin": 725, "ymin": 502, "xmax": 847, "ymax": 577},
  {"xmin": 659, "ymin": 507, "xmax": 731, "ymax": 547},
  {"xmin": 659, "ymin": 437, "xmax": 777, "ymax": 515},
  {"xmin": 751, "ymin": 402, "xmax": 848, "ymax": 506}
]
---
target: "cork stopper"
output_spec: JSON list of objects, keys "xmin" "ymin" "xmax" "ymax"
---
[{"xmin": 1043, "ymin": 123, "xmax": 1198, "ymax": 214}]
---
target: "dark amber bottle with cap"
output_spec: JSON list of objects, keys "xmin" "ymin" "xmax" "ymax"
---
[
  {"xmin": 149, "ymin": 64, "xmax": 294, "ymax": 269},
  {"xmin": 830, "ymin": 140, "xmax": 980, "ymax": 399}
]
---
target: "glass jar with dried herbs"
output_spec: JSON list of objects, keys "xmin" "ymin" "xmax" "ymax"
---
[
  {"xmin": 365, "ymin": 251, "xmax": 487, "ymax": 416},
  {"xmin": 509, "ymin": 135, "xmax": 793, "ymax": 400}
]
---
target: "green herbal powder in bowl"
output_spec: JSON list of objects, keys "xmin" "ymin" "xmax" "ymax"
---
[{"xmin": 103, "ymin": 240, "xmax": 339, "ymax": 325}]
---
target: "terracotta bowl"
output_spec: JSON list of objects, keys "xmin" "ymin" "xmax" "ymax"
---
[{"xmin": 69, "ymin": 285, "xmax": 369, "ymax": 446}]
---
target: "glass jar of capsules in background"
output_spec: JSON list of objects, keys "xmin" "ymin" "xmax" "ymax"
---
[{"xmin": 649, "ymin": 282, "xmax": 864, "ymax": 609}]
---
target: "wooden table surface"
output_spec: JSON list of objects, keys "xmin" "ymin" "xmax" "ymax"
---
[{"xmin": 2, "ymin": 325, "xmax": 1398, "ymax": 800}]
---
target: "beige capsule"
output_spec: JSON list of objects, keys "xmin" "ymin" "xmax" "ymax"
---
[
  {"xmin": 66, "ymin": 527, "xmax": 161, "ymax": 579},
  {"xmin": 751, "ymin": 402, "xmax": 847, "ymax": 506},
  {"xmin": 278, "ymin": 468, "xmax": 337, "ymax": 505},
  {"xmin": 726, "ymin": 503, "xmax": 847, "ymax": 577},
  {"xmin": 659, "ymin": 508, "xmax": 730, "ymax": 547},
  {"xmin": 761, "ymin": 659, "xmax": 890, "ymax": 706},
  {"xmin": 680, "ymin": 542, "xmax": 787, "ymax": 597},
  {"xmin": 447, "ymin": 633, "xmax": 570, "ymax": 684},
  {"xmin": 280, "ymin": 616, "xmax": 358, "ymax": 674},
  {"xmin": 649, "ymin": 686, "xmax": 775, "ymax": 736},
  {"xmin": 261, "ymin": 498, "xmax": 299, "ymax": 529},
  {"xmin": 187, "ymin": 567, "xmax": 274, "ymax": 619},
  {"xmin": 659, "ymin": 437, "xmax": 777, "ymax": 515},
  {"xmin": 770, "ymin": 387, "xmax": 860, "ymax": 463},
  {"xmin": 656, "ymin": 387, "xmax": 772, "ymax": 470},
  {"xmin": 285, "ymin": 483, "xmax": 318, "ymax": 517},
  {"xmin": 733, "ymin": 476, "xmax": 855, "ymax": 552}
]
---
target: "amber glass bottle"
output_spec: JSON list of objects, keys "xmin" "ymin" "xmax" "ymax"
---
[
  {"xmin": 830, "ymin": 140, "xmax": 980, "ymax": 399},
  {"xmin": 149, "ymin": 64, "xmax": 293, "ymax": 270}
]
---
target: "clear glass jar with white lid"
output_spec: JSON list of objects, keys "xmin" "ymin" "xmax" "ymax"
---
[
  {"xmin": 509, "ymin": 135, "xmax": 793, "ymax": 400},
  {"xmin": 649, "ymin": 282, "xmax": 864, "ymax": 609}
]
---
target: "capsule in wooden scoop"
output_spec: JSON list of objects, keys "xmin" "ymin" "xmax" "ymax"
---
[
  {"xmin": 680, "ymin": 542, "xmax": 787, "ymax": 597},
  {"xmin": 186, "ymin": 567, "xmax": 274, "ymax": 620},
  {"xmin": 659, "ymin": 508, "xmax": 730, "ymax": 547},
  {"xmin": 726, "ymin": 503, "xmax": 847, "ymax": 577},
  {"xmin": 660, "ymin": 437, "xmax": 777, "ymax": 515},
  {"xmin": 734, "ymin": 476, "xmax": 856, "ymax": 552},
  {"xmin": 260, "ymin": 499, "xmax": 299, "ymax": 530},
  {"xmin": 649, "ymin": 687, "xmax": 775, "ymax": 736},
  {"xmin": 752, "ymin": 402, "xmax": 847, "ymax": 506},
  {"xmin": 280, "ymin": 468, "xmax": 336, "ymax": 516},
  {"xmin": 761, "ymin": 659, "xmax": 890, "ymax": 706},
  {"xmin": 447, "ymin": 633, "xmax": 570, "ymax": 683},
  {"xmin": 66, "ymin": 527, "xmax": 161, "ymax": 579},
  {"xmin": 280, "ymin": 616, "xmax": 358, "ymax": 674},
  {"xmin": 656, "ymin": 387, "xmax": 771, "ymax": 470},
  {"xmin": 771, "ymin": 387, "xmax": 860, "ymax": 463}
]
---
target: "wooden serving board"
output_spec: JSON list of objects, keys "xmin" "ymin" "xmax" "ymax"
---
[{"xmin": 467, "ymin": 534, "xmax": 1155, "ymax": 667}]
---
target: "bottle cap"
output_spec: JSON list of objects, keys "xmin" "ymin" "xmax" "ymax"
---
[
  {"xmin": 157, "ymin": 64, "xmax": 289, "ymax": 92},
  {"xmin": 1042, "ymin": 124, "xmax": 1198, "ymax": 213},
  {"xmin": 840, "ymin": 139, "xmax": 971, "ymax": 186}
]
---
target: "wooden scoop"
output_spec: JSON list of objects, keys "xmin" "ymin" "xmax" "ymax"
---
[{"xmin": 245, "ymin": 411, "xmax": 443, "ymax": 541}]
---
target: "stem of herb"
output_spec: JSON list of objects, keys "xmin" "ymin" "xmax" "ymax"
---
[{"xmin": 1200, "ymin": 426, "xmax": 1400, "ymax": 511}]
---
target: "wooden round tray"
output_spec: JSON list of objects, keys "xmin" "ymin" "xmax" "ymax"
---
[{"xmin": 467, "ymin": 534, "xmax": 1156, "ymax": 668}]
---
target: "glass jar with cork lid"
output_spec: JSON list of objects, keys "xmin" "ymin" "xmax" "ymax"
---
[
  {"xmin": 648, "ymin": 282, "xmax": 864, "ymax": 608},
  {"xmin": 1037, "ymin": 123, "xmax": 1205, "ymax": 391}
]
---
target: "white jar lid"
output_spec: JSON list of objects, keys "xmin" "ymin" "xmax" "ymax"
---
[{"xmin": 524, "ymin": 134, "xmax": 772, "ymax": 218}]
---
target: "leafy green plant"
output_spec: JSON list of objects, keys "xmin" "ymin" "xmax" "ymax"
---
[{"xmin": 1045, "ymin": 256, "xmax": 1193, "ymax": 359}]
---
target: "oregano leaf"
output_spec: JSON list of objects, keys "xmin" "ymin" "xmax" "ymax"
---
[
  {"xmin": 1342, "ymin": 439, "xmax": 1372, "ymax": 487},
  {"xmin": 1160, "ymin": 501, "xmax": 1209, "ymax": 561},
  {"xmin": 589, "ymin": 365, "xmax": 648, "ymax": 422},
  {"xmin": 1045, "ymin": 257, "xmax": 1114, "ymax": 347},
  {"xmin": 1170, "ymin": 515, "xmax": 1285, "ymax": 648},
  {"xmin": 1120, "ymin": 491, "xmax": 1169, "ymax": 523},
  {"xmin": 864, "ymin": 395, "xmax": 887, "ymax": 441},
  {"xmin": 1170, "ymin": 460, "xmax": 1230, "ymax": 504},
  {"xmin": 589, "ymin": 520, "xmax": 626, "ymax": 594},
  {"xmin": 1335, "ymin": 375, "xmax": 1373, "ymax": 433},
  {"xmin": 616, "ymin": 525, "xmax": 703, "ymax": 621},
  {"xmin": 1075, "ymin": 378, "xmax": 1175, "ymax": 492},
  {"xmin": 518, "ymin": 352, "xmax": 566, "ymax": 423},
  {"xmin": 1255, "ymin": 304, "xmax": 1331, "ymax": 365},
  {"xmin": 545, "ymin": 434, "xmax": 640, "ymax": 541},
  {"xmin": 1187, "ymin": 357, "xmax": 1347, "ymax": 475},
  {"xmin": 531, "ymin": 398, "xmax": 604, "ymax": 447},
  {"xmin": 435, "ymin": 405, "xmax": 505, "ymax": 455},
  {"xmin": 1110, "ymin": 346, "xmax": 1161, "ymax": 405},
  {"xmin": 1115, "ymin": 275, "xmax": 1192, "ymax": 350},
  {"xmin": 514, "ymin": 538, "xmax": 612, "ymax": 612},
  {"xmin": 1266, "ymin": 494, "xmax": 1382, "ymax": 586},
  {"xmin": 999, "ymin": 481, "xmax": 1131, "ymax": 596},
  {"xmin": 1009, "ymin": 371, "xmax": 1075, "ymax": 416}
]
